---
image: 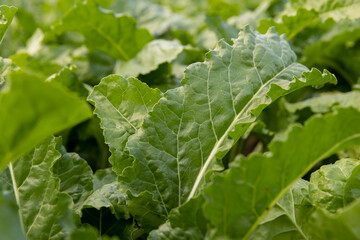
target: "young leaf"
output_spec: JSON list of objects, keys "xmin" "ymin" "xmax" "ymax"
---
[
  {"xmin": 121, "ymin": 26, "xmax": 336, "ymax": 216},
  {"xmin": 0, "ymin": 71, "xmax": 92, "ymax": 171},
  {"xmin": 87, "ymin": 75, "xmax": 162, "ymax": 175},
  {"xmin": 202, "ymin": 107, "xmax": 360, "ymax": 239},
  {"xmin": 55, "ymin": 0, "xmax": 153, "ymax": 61},
  {"xmin": 0, "ymin": 5, "xmax": 17, "ymax": 44}
]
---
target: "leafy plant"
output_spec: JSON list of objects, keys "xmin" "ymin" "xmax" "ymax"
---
[{"xmin": 1, "ymin": 0, "xmax": 360, "ymax": 239}]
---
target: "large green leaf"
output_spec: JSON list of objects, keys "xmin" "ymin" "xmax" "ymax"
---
[
  {"xmin": 202, "ymin": 107, "xmax": 360, "ymax": 239},
  {"xmin": 9, "ymin": 137, "xmax": 76, "ymax": 240},
  {"xmin": 0, "ymin": 5, "xmax": 17, "ymax": 44},
  {"xmin": 121, "ymin": 26, "xmax": 335, "ymax": 218},
  {"xmin": 87, "ymin": 75, "xmax": 162, "ymax": 175},
  {"xmin": 0, "ymin": 71, "xmax": 92, "ymax": 171},
  {"xmin": 55, "ymin": 0, "xmax": 153, "ymax": 61}
]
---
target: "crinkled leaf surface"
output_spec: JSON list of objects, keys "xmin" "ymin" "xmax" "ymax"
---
[
  {"xmin": 121, "ymin": 26, "xmax": 335, "ymax": 217},
  {"xmin": 53, "ymin": 146, "xmax": 94, "ymax": 212},
  {"xmin": 309, "ymin": 158, "xmax": 360, "ymax": 213},
  {"xmin": 0, "ymin": 5, "xmax": 17, "ymax": 43},
  {"xmin": 81, "ymin": 182, "xmax": 129, "ymax": 220},
  {"xmin": 10, "ymin": 137, "xmax": 76, "ymax": 240},
  {"xmin": 55, "ymin": 0, "xmax": 152, "ymax": 61},
  {"xmin": 202, "ymin": 107, "xmax": 360, "ymax": 239},
  {"xmin": 0, "ymin": 71, "xmax": 92, "ymax": 171},
  {"xmin": 114, "ymin": 40, "xmax": 183, "ymax": 77},
  {"xmin": 87, "ymin": 75, "xmax": 162, "ymax": 175}
]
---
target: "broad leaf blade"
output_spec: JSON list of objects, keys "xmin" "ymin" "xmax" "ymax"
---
[
  {"xmin": 0, "ymin": 71, "xmax": 92, "ymax": 171},
  {"xmin": 202, "ymin": 107, "xmax": 360, "ymax": 238},
  {"xmin": 10, "ymin": 137, "xmax": 76, "ymax": 240},
  {"xmin": 55, "ymin": 0, "xmax": 153, "ymax": 61},
  {"xmin": 121, "ymin": 26, "xmax": 335, "ymax": 216},
  {"xmin": 87, "ymin": 75, "xmax": 162, "ymax": 175}
]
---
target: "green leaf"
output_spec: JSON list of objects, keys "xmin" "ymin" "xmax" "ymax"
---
[
  {"xmin": 53, "ymin": 145, "xmax": 94, "ymax": 212},
  {"xmin": 149, "ymin": 195, "xmax": 207, "ymax": 239},
  {"xmin": 55, "ymin": 0, "xmax": 153, "ymax": 61},
  {"xmin": 285, "ymin": 91, "xmax": 360, "ymax": 114},
  {"xmin": 0, "ymin": 195, "xmax": 26, "ymax": 240},
  {"xmin": 0, "ymin": 71, "xmax": 92, "ymax": 171},
  {"xmin": 306, "ymin": 198, "xmax": 360, "ymax": 239},
  {"xmin": 249, "ymin": 179, "xmax": 314, "ymax": 240},
  {"xmin": 344, "ymin": 164, "xmax": 360, "ymax": 205},
  {"xmin": 0, "ymin": 5, "xmax": 17, "ymax": 44},
  {"xmin": 93, "ymin": 168, "xmax": 117, "ymax": 190},
  {"xmin": 258, "ymin": 0, "xmax": 360, "ymax": 40},
  {"xmin": 47, "ymin": 65, "xmax": 89, "ymax": 99},
  {"xmin": 87, "ymin": 75, "xmax": 162, "ymax": 175},
  {"xmin": 9, "ymin": 137, "xmax": 76, "ymax": 240},
  {"xmin": 114, "ymin": 40, "xmax": 183, "ymax": 77},
  {"xmin": 309, "ymin": 158, "xmax": 360, "ymax": 213},
  {"xmin": 202, "ymin": 107, "xmax": 360, "ymax": 239},
  {"xmin": 258, "ymin": 8, "xmax": 319, "ymax": 39},
  {"xmin": 81, "ymin": 182, "xmax": 129, "ymax": 220},
  {"xmin": 121, "ymin": 26, "xmax": 335, "ymax": 217}
]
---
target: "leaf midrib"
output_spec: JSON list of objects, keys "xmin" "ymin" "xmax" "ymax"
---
[{"xmin": 187, "ymin": 62, "xmax": 298, "ymax": 201}]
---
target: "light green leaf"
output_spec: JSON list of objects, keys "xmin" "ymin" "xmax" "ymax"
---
[
  {"xmin": 10, "ymin": 137, "xmax": 76, "ymax": 240},
  {"xmin": 53, "ymin": 145, "xmax": 94, "ymax": 212},
  {"xmin": 0, "ymin": 195, "xmax": 26, "ymax": 240},
  {"xmin": 81, "ymin": 182, "xmax": 129, "ymax": 220},
  {"xmin": 0, "ymin": 71, "xmax": 92, "ymax": 171},
  {"xmin": 114, "ymin": 40, "xmax": 183, "ymax": 77},
  {"xmin": 202, "ymin": 107, "xmax": 360, "ymax": 239},
  {"xmin": 0, "ymin": 5, "xmax": 17, "ymax": 44},
  {"xmin": 309, "ymin": 158, "xmax": 360, "ymax": 213},
  {"xmin": 87, "ymin": 75, "xmax": 162, "ymax": 175},
  {"xmin": 121, "ymin": 26, "xmax": 335, "ymax": 217},
  {"xmin": 285, "ymin": 91, "xmax": 360, "ymax": 113},
  {"xmin": 55, "ymin": 0, "xmax": 153, "ymax": 61}
]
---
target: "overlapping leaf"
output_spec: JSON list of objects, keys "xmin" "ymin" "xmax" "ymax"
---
[
  {"xmin": 88, "ymin": 75, "xmax": 162, "ymax": 175},
  {"xmin": 202, "ymin": 107, "xmax": 360, "ymax": 239},
  {"xmin": 121, "ymin": 26, "xmax": 336, "ymax": 219},
  {"xmin": 9, "ymin": 137, "xmax": 75, "ymax": 240}
]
